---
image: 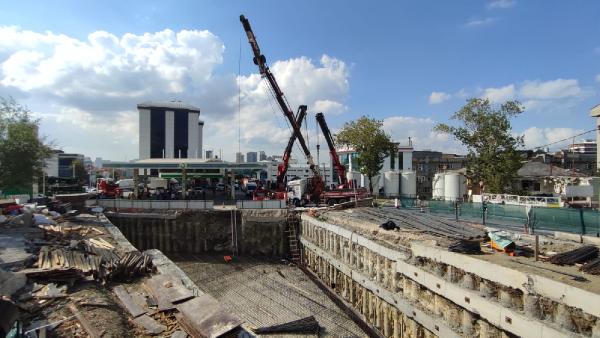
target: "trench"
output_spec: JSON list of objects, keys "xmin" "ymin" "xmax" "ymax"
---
[{"xmin": 106, "ymin": 209, "xmax": 370, "ymax": 337}]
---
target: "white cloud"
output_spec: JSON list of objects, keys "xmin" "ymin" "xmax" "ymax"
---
[
  {"xmin": 383, "ymin": 116, "xmax": 465, "ymax": 153},
  {"xmin": 521, "ymin": 127, "xmax": 584, "ymax": 150},
  {"xmin": 428, "ymin": 91, "xmax": 451, "ymax": 104},
  {"xmin": 487, "ymin": 0, "xmax": 516, "ymax": 9},
  {"xmin": 519, "ymin": 79, "xmax": 582, "ymax": 99},
  {"xmin": 483, "ymin": 84, "xmax": 515, "ymax": 103},
  {"xmin": 464, "ymin": 17, "xmax": 497, "ymax": 28},
  {"xmin": 595, "ymin": 74, "xmax": 600, "ymax": 82},
  {"xmin": 0, "ymin": 26, "xmax": 351, "ymax": 161}
]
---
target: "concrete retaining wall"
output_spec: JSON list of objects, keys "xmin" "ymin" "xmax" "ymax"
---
[
  {"xmin": 107, "ymin": 209, "xmax": 289, "ymax": 256},
  {"xmin": 300, "ymin": 214, "xmax": 598, "ymax": 338}
]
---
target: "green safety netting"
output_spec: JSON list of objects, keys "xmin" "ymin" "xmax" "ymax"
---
[
  {"xmin": 399, "ymin": 197, "xmax": 418, "ymax": 208},
  {"xmin": 410, "ymin": 200, "xmax": 600, "ymax": 235}
]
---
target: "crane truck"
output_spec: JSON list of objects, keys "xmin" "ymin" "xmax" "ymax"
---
[{"xmin": 287, "ymin": 113, "xmax": 369, "ymax": 206}]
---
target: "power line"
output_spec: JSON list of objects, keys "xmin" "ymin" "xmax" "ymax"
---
[{"xmin": 530, "ymin": 127, "xmax": 598, "ymax": 150}]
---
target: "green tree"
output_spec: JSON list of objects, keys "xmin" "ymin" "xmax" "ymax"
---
[
  {"xmin": 335, "ymin": 116, "xmax": 394, "ymax": 194},
  {"xmin": 434, "ymin": 98, "xmax": 524, "ymax": 193},
  {"xmin": 0, "ymin": 96, "xmax": 52, "ymax": 195}
]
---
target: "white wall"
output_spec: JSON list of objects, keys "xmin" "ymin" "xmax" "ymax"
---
[
  {"xmin": 165, "ymin": 110, "xmax": 174, "ymax": 158},
  {"xmin": 138, "ymin": 108, "xmax": 151, "ymax": 159},
  {"xmin": 198, "ymin": 123, "xmax": 203, "ymax": 159},
  {"xmin": 187, "ymin": 112, "xmax": 199, "ymax": 158}
]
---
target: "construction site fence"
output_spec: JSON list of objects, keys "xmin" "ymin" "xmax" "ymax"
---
[
  {"xmin": 91, "ymin": 199, "xmax": 215, "ymax": 210},
  {"xmin": 235, "ymin": 200, "xmax": 287, "ymax": 209},
  {"xmin": 420, "ymin": 199, "xmax": 600, "ymax": 235},
  {"xmin": 88, "ymin": 199, "xmax": 287, "ymax": 210}
]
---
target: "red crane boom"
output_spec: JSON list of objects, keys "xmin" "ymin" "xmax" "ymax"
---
[
  {"xmin": 240, "ymin": 15, "xmax": 322, "ymax": 188},
  {"xmin": 315, "ymin": 112, "xmax": 349, "ymax": 188}
]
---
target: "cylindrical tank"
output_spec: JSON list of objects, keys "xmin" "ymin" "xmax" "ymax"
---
[
  {"xmin": 400, "ymin": 171, "xmax": 416, "ymax": 197},
  {"xmin": 444, "ymin": 173, "xmax": 464, "ymax": 201},
  {"xmin": 383, "ymin": 171, "xmax": 400, "ymax": 197},
  {"xmin": 432, "ymin": 173, "xmax": 445, "ymax": 199}
]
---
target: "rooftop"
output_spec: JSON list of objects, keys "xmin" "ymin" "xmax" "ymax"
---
[{"xmin": 137, "ymin": 100, "xmax": 200, "ymax": 113}]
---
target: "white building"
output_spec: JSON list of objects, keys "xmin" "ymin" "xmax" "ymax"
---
[
  {"xmin": 44, "ymin": 151, "xmax": 84, "ymax": 178},
  {"xmin": 265, "ymin": 162, "xmax": 334, "ymax": 187},
  {"xmin": 138, "ymin": 101, "xmax": 203, "ymax": 159},
  {"xmin": 336, "ymin": 142, "xmax": 414, "ymax": 192}
]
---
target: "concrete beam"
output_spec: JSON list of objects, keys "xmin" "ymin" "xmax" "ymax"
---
[
  {"xmin": 411, "ymin": 242, "xmax": 600, "ymax": 318},
  {"xmin": 301, "ymin": 237, "xmax": 460, "ymax": 338}
]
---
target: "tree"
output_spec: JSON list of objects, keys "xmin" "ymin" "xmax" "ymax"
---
[
  {"xmin": 335, "ymin": 116, "xmax": 394, "ymax": 194},
  {"xmin": 434, "ymin": 98, "xmax": 524, "ymax": 194},
  {"xmin": 0, "ymin": 96, "xmax": 52, "ymax": 195}
]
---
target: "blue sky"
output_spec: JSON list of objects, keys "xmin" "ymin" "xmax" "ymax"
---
[{"xmin": 0, "ymin": 1, "xmax": 599, "ymax": 161}]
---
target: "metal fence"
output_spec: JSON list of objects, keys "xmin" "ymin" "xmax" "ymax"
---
[
  {"xmin": 426, "ymin": 199, "xmax": 600, "ymax": 235},
  {"xmin": 92, "ymin": 199, "xmax": 214, "ymax": 210},
  {"xmin": 235, "ymin": 200, "xmax": 286, "ymax": 209},
  {"xmin": 88, "ymin": 198, "xmax": 287, "ymax": 210}
]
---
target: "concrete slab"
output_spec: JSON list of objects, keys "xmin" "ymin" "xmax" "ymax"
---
[{"xmin": 170, "ymin": 254, "xmax": 367, "ymax": 337}]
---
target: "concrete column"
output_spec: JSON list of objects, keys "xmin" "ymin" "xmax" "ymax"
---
[
  {"xmin": 461, "ymin": 273, "xmax": 475, "ymax": 290},
  {"xmin": 499, "ymin": 288, "xmax": 512, "ymax": 308},
  {"xmin": 362, "ymin": 288, "xmax": 368, "ymax": 315},
  {"xmin": 462, "ymin": 310, "xmax": 474, "ymax": 336},
  {"xmin": 591, "ymin": 320, "xmax": 600, "ymax": 338},
  {"xmin": 523, "ymin": 294, "xmax": 542, "ymax": 320},
  {"xmin": 479, "ymin": 280, "xmax": 494, "ymax": 298},
  {"xmin": 165, "ymin": 110, "xmax": 174, "ymax": 158},
  {"xmin": 445, "ymin": 265, "xmax": 456, "ymax": 283},
  {"xmin": 393, "ymin": 310, "xmax": 401, "ymax": 338},
  {"xmin": 367, "ymin": 251, "xmax": 374, "ymax": 278},
  {"xmin": 556, "ymin": 304, "xmax": 575, "ymax": 331},
  {"xmin": 383, "ymin": 303, "xmax": 391, "ymax": 337}
]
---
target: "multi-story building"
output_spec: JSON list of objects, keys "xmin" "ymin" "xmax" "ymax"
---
[
  {"xmin": 236, "ymin": 152, "xmax": 245, "ymax": 163},
  {"xmin": 412, "ymin": 151, "xmax": 467, "ymax": 198},
  {"xmin": 137, "ymin": 101, "xmax": 203, "ymax": 159},
  {"xmin": 246, "ymin": 151, "xmax": 258, "ymax": 163},
  {"xmin": 44, "ymin": 150, "xmax": 85, "ymax": 179},
  {"xmin": 336, "ymin": 142, "xmax": 414, "ymax": 190},
  {"xmin": 569, "ymin": 139, "xmax": 596, "ymax": 154},
  {"xmin": 205, "ymin": 150, "xmax": 214, "ymax": 159},
  {"xmin": 259, "ymin": 151, "xmax": 267, "ymax": 161}
]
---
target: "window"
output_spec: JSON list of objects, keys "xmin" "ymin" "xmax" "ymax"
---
[
  {"xmin": 174, "ymin": 110, "xmax": 189, "ymax": 158},
  {"xmin": 390, "ymin": 151, "xmax": 395, "ymax": 170},
  {"xmin": 150, "ymin": 109, "xmax": 165, "ymax": 158},
  {"xmin": 398, "ymin": 152, "xmax": 404, "ymax": 170}
]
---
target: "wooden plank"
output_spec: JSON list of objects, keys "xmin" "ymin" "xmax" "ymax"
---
[
  {"xmin": 67, "ymin": 303, "xmax": 101, "ymax": 338},
  {"xmin": 176, "ymin": 295, "xmax": 242, "ymax": 338},
  {"xmin": 144, "ymin": 274, "xmax": 194, "ymax": 308},
  {"xmin": 113, "ymin": 285, "xmax": 146, "ymax": 318},
  {"xmin": 132, "ymin": 314, "xmax": 166, "ymax": 335}
]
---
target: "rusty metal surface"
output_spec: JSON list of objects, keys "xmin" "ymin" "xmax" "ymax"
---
[{"xmin": 177, "ymin": 294, "xmax": 242, "ymax": 338}]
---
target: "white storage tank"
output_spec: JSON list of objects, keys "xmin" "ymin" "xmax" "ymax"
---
[
  {"xmin": 432, "ymin": 173, "xmax": 445, "ymax": 199},
  {"xmin": 444, "ymin": 173, "xmax": 465, "ymax": 201},
  {"xmin": 400, "ymin": 171, "xmax": 417, "ymax": 197},
  {"xmin": 383, "ymin": 171, "xmax": 400, "ymax": 197}
]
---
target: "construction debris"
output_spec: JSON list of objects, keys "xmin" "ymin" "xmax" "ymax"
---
[
  {"xmin": 254, "ymin": 316, "xmax": 320, "ymax": 334},
  {"xmin": 133, "ymin": 314, "xmax": 166, "ymax": 335},
  {"xmin": 448, "ymin": 239, "xmax": 482, "ymax": 254},
  {"xmin": 68, "ymin": 302, "xmax": 102, "ymax": 338},
  {"xmin": 549, "ymin": 245, "xmax": 599, "ymax": 266},
  {"xmin": 489, "ymin": 231, "xmax": 516, "ymax": 254},
  {"xmin": 581, "ymin": 257, "xmax": 600, "ymax": 275},
  {"xmin": 144, "ymin": 274, "xmax": 194, "ymax": 311},
  {"xmin": 379, "ymin": 220, "xmax": 398, "ymax": 230},
  {"xmin": 113, "ymin": 285, "xmax": 146, "ymax": 318},
  {"xmin": 177, "ymin": 295, "xmax": 242, "ymax": 338}
]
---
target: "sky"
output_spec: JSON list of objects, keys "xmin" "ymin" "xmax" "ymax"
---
[{"xmin": 0, "ymin": 0, "xmax": 599, "ymax": 162}]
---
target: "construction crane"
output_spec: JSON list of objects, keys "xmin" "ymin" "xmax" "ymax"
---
[
  {"xmin": 277, "ymin": 105, "xmax": 307, "ymax": 187},
  {"xmin": 240, "ymin": 15, "xmax": 323, "ymax": 200},
  {"xmin": 315, "ymin": 112, "xmax": 349, "ymax": 188}
]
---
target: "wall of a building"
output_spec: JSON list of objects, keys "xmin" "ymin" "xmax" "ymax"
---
[{"xmin": 139, "ymin": 108, "xmax": 151, "ymax": 159}]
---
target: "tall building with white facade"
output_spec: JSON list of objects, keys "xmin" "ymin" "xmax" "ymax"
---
[{"xmin": 137, "ymin": 101, "xmax": 203, "ymax": 159}]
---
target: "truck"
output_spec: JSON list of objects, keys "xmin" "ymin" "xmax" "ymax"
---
[
  {"xmin": 288, "ymin": 178, "xmax": 369, "ymax": 206},
  {"xmin": 96, "ymin": 178, "xmax": 118, "ymax": 198}
]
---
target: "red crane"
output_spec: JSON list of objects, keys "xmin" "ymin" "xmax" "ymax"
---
[
  {"xmin": 277, "ymin": 105, "xmax": 307, "ymax": 187},
  {"xmin": 315, "ymin": 112, "xmax": 349, "ymax": 188},
  {"xmin": 240, "ymin": 15, "xmax": 323, "ymax": 200}
]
